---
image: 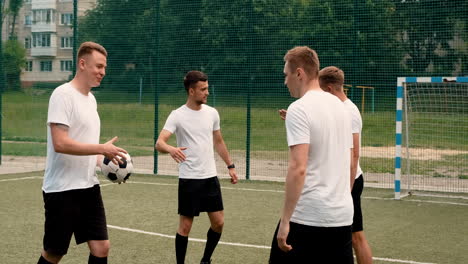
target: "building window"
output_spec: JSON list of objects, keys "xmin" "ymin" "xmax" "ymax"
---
[
  {"xmin": 25, "ymin": 61, "xmax": 33, "ymax": 72},
  {"xmin": 40, "ymin": 61, "xmax": 52, "ymax": 72},
  {"xmin": 61, "ymin": 37, "xmax": 73, "ymax": 49},
  {"xmin": 24, "ymin": 37, "xmax": 31, "ymax": 49},
  {"xmin": 61, "ymin": 13, "xmax": 73, "ymax": 25},
  {"xmin": 33, "ymin": 9, "xmax": 55, "ymax": 24},
  {"xmin": 24, "ymin": 14, "xmax": 32, "ymax": 26},
  {"xmin": 61, "ymin": 60, "xmax": 73, "ymax": 72},
  {"xmin": 32, "ymin": 33, "xmax": 51, "ymax": 47}
]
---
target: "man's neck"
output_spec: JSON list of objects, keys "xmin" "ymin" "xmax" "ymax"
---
[
  {"xmin": 185, "ymin": 99, "xmax": 202, "ymax": 111},
  {"xmin": 335, "ymin": 91, "xmax": 348, "ymax": 102},
  {"xmin": 69, "ymin": 78, "xmax": 91, "ymax": 95},
  {"xmin": 299, "ymin": 79, "xmax": 321, "ymax": 98}
]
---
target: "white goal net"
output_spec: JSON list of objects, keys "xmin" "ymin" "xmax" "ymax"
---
[{"xmin": 396, "ymin": 77, "xmax": 468, "ymax": 198}]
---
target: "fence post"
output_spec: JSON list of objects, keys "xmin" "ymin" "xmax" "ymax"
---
[
  {"xmin": 153, "ymin": 0, "xmax": 161, "ymax": 175},
  {"xmin": 72, "ymin": 0, "xmax": 77, "ymax": 76},
  {"xmin": 0, "ymin": 2, "xmax": 3, "ymax": 165}
]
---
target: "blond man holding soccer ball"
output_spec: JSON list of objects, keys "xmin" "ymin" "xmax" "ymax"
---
[{"xmin": 38, "ymin": 42, "xmax": 127, "ymax": 264}]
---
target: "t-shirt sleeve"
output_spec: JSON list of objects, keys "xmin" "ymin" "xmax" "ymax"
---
[
  {"xmin": 350, "ymin": 108, "xmax": 362, "ymax": 134},
  {"xmin": 212, "ymin": 108, "xmax": 220, "ymax": 131},
  {"xmin": 162, "ymin": 111, "xmax": 178, "ymax": 133},
  {"xmin": 346, "ymin": 110, "xmax": 354, "ymax": 149},
  {"xmin": 285, "ymin": 104, "xmax": 310, "ymax": 147},
  {"xmin": 47, "ymin": 90, "xmax": 72, "ymax": 127}
]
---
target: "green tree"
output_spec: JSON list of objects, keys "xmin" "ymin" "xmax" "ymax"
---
[
  {"xmin": 8, "ymin": 0, "xmax": 23, "ymax": 38},
  {"xmin": 79, "ymin": 0, "xmax": 155, "ymax": 92},
  {"xmin": 396, "ymin": 0, "xmax": 468, "ymax": 76},
  {"xmin": 3, "ymin": 39, "xmax": 26, "ymax": 90}
]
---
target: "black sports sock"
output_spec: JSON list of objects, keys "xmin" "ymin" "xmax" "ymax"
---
[
  {"xmin": 88, "ymin": 253, "xmax": 108, "ymax": 264},
  {"xmin": 37, "ymin": 255, "xmax": 53, "ymax": 264},
  {"xmin": 201, "ymin": 228, "xmax": 222, "ymax": 262},
  {"xmin": 176, "ymin": 233, "xmax": 189, "ymax": 264}
]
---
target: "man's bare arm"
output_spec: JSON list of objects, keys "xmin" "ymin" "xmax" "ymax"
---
[
  {"xmin": 50, "ymin": 123, "xmax": 126, "ymax": 164},
  {"xmin": 277, "ymin": 143, "xmax": 309, "ymax": 252},
  {"xmin": 155, "ymin": 129, "xmax": 187, "ymax": 163},
  {"xmin": 350, "ymin": 133, "xmax": 360, "ymax": 190},
  {"xmin": 213, "ymin": 130, "xmax": 238, "ymax": 184}
]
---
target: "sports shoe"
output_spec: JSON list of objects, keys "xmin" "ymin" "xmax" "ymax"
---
[{"xmin": 200, "ymin": 260, "xmax": 211, "ymax": 264}]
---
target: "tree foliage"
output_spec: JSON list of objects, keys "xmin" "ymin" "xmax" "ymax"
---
[
  {"xmin": 77, "ymin": 0, "xmax": 467, "ymax": 95},
  {"xmin": 8, "ymin": 0, "xmax": 24, "ymax": 38},
  {"xmin": 3, "ymin": 39, "xmax": 26, "ymax": 90},
  {"xmin": 1, "ymin": 0, "xmax": 26, "ymax": 91}
]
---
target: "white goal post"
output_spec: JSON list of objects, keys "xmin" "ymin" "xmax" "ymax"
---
[{"xmin": 395, "ymin": 77, "xmax": 468, "ymax": 200}]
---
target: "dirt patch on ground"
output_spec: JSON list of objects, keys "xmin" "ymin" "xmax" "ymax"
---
[
  {"xmin": 2, "ymin": 147, "xmax": 467, "ymax": 193},
  {"xmin": 361, "ymin": 146, "xmax": 468, "ymax": 160}
]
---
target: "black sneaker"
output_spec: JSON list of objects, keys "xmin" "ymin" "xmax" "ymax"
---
[{"xmin": 200, "ymin": 260, "xmax": 211, "ymax": 264}]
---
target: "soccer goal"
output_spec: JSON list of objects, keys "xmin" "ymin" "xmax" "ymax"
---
[{"xmin": 395, "ymin": 77, "xmax": 468, "ymax": 199}]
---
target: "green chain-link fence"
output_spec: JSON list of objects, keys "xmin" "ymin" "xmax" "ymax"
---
[{"xmin": 1, "ymin": 0, "xmax": 467, "ymax": 190}]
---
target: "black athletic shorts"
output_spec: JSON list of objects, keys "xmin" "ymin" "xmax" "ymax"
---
[
  {"xmin": 269, "ymin": 221, "xmax": 353, "ymax": 264},
  {"xmin": 178, "ymin": 176, "xmax": 224, "ymax": 217},
  {"xmin": 42, "ymin": 184, "xmax": 108, "ymax": 256},
  {"xmin": 351, "ymin": 174, "xmax": 364, "ymax": 232}
]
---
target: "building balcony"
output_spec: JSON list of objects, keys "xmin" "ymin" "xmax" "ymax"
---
[
  {"xmin": 31, "ymin": 23, "xmax": 56, "ymax": 33},
  {"xmin": 31, "ymin": 47, "xmax": 57, "ymax": 57},
  {"xmin": 32, "ymin": 0, "xmax": 56, "ymax": 10}
]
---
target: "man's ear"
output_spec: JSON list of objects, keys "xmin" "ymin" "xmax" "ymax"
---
[
  {"xmin": 296, "ymin": 68, "xmax": 304, "ymax": 79},
  {"xmin": 78, "ymin": 58, "xmax": 85, "ymax": 70}
]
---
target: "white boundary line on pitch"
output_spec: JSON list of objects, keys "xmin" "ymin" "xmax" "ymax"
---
[
  {"xmin": 362, "ymin": 196, "xmax": 468, "ymax": 206},
  {"xmin": 126, "ymin": 181, "xmax": 468, "ymax": 206},
  {"xmin": 107, "ymin": 224, "xmax": 436, "ymax": 264},
  {"xmin": 0, "ymin": 176, "xmax": 42, "ymax": 182},
  {"xmin": 371, "ymin": 257, "xmax": 436, "ymax": 264},
  {"xmin": 128, "ymin": 181, "xmax": 286, "ymax": 193},
  {"xmin": 1, "ymin": 177, "xmax": 466, "ymax": 207},
  {"xmin": 107, "ymin": 224, "xmax": 270, "ymax": 249}
]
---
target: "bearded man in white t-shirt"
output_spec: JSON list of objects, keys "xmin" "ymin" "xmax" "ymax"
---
[
  {"xmin": 38, "ymin": 42, "xmax": 127, "ymax": 264},
  {"xmin": 319, "ymin": 66, "xmax": 373, "ymax": 264},
  {"xmin": 269, "ymin": 46, "xmax": 354, "ymax": 263},
  {"xmin": 155, "ymin": 70, "xmax": 238, "ymax": 264}
]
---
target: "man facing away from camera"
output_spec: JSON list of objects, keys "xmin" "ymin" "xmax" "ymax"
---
[
  {"xmin": 319, "ymin": 66, "xmax": 373, "ymax": 264},
  {"xmin": 270, "ymin": 46, "xmax": 354, "ymax": 263}
]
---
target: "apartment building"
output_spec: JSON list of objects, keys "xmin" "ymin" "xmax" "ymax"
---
[{"xmin": 7, "ymin": 0, "xmax": 97, "ymax": 85}]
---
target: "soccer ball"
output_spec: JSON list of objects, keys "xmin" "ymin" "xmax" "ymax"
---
[{"xmin": 101, "ymin": 153, "xmax": 133, "ymax": 183}]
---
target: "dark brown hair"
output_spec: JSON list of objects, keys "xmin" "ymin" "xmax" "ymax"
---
[{"xmin": 184, "ymin": 71, "xmax": 208, "ymax": 93}]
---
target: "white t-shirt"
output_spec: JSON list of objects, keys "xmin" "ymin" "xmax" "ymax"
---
[
  {"xmin": 163, "ymin": 104, "xmax": 220, "ymax": 179},
  {"xmin": 43, "ymin": 83, "xmax": 100, "ymax": 193},
  {"xmin": 286, "ymin": 90, "xmax": 353, "ymax": 227},
  {"xmin": 344, "ymin": 99, "xmax": 363, "ymax": 179}
]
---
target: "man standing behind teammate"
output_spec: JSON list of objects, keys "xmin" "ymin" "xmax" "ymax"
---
[
  {"xmin": 319, "ymin": 66, "xmax": 373, "ymax": 264},
  {"xmin": 38, "ymin": 42, "xmax": 127, "ymax": 264},
  {"xmin": 156, "ymin": 70, "xmax": 238, "ymax": 264},
  {"xmin": 269, "ymin": 46, "xmax": 354, "ymax": 263}
]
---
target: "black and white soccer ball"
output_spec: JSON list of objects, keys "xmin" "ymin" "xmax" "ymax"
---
[{"xmin": 101, "ymin": 153, "xmax": 133, "ymax": 183}]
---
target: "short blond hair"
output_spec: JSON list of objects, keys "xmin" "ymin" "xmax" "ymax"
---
[
  {"xmin": 319, "ymin": 66, "xmax": 344, "ymax": 91},
  {"xmin": 284, "ymin": 46, "xmax": 320, "ymax": 79},
  {"xmin": 77, "ymin": 41, "xmax": 107, "ymax": 60}
]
